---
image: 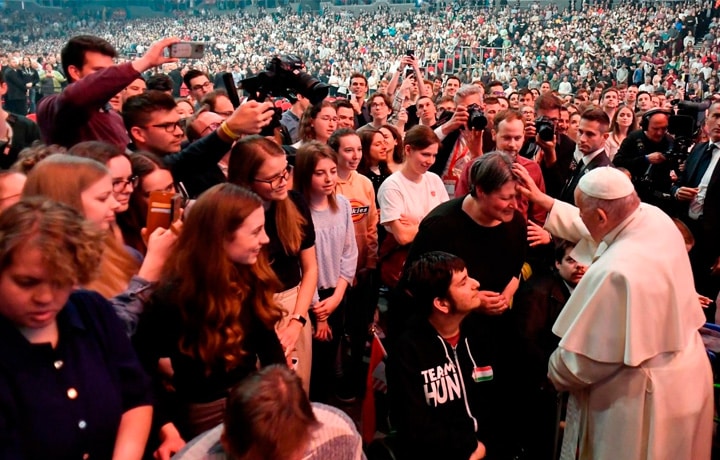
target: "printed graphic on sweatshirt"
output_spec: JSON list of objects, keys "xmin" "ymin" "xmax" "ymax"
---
[
  {"xmin": 349, "ymin": 199, "xmax": 370, "ymax": 223},
  {"xmin": 421, "ymin": 363, "xmax": 462, "ymax": 407}
]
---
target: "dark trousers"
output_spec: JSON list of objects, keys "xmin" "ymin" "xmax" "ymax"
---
[
  {"xmin": 684, "ymin": 216, "xmax": 720, "ymax": 321},
  {"xmin": 309, "ymin": 287, "xmax": 345, "ymax": 403},
  {"xmin": 344, "ymin": 270, "xmax": 380, "ymax": 395},
  {"xmin": 3, "ymin": 99, "xmax": 27, "ymax": 116}
]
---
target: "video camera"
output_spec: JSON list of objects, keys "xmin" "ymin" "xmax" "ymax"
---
[
  {"xmin": 664, "ymin": 99, "xmax": 709, "ymax": 166},
  {"xmin": 230, "ymin": 55, "xmax": 329, "ymax": 137}
]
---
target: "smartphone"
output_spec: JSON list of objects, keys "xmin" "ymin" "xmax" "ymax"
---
[
  {"xmin": 146, "ymin": 191, "xmax": 183, "ymax": 235},
  {"xmin": 405, "ymin": 67, "xmax": 415, "ymax": 78},
  {"xmin": 167, "ymin": 42, "xmax": 205, "ymax": 59},
  {"xmin": 406, "ymin": 49, "xmax": 415, "ymax": 57}
]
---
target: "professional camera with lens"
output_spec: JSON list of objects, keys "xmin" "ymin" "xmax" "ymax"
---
[
  {"xmin": 467, "ymin": 104, "xmax": 488, "ymax": 131},
  {"xmin": 240, "ymin": 55, "xmax": 329, "ymax": 105},
  {"xmin": 238, "ymin": 55, "xmax": 329, "ymax": 136},
  {"xmin": 535, "ymin": 116, "xmax": 555, "ymax": 142},
  {"xmin": 664, "ymin": 99, "xmax": 708, "ymax": 166}
]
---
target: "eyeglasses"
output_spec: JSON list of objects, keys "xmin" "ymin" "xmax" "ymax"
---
[
  {"xmin": 146, "ymin": 121, "xmax": 184, "ymax": 133},
  {"xmin": 254, "ymin": 165, "xmax": 291, "ymax": 190},
  {"xmin": 191, "ymin": 81, "xmax": 213, "ymax": 92},
  {"xmin": 200, "ymin": 121, "xmax": 222, "ymax": 137},
  {"xmin": 113, "ymin": 175, "xmax": 139, "ymax": 192},
  {"xmin": 142, "ymin": 182, "xmax": 176, "ymax": 198}
]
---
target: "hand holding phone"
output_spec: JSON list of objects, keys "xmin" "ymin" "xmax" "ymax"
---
[
  {"xmin": 146, "ymin": 191, "xmax": 183, "ymax": 235},
  {"xmin": 166, "ymin": 42, "xmax": 206, "ymax": 59}
]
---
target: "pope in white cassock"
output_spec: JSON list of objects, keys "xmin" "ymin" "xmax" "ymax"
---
[{"xmin": 513, "ymin": 165, "xmax": 713, "ymax": 460}]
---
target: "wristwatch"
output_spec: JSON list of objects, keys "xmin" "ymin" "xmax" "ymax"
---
[{"xmin": 290, "ymin": 314, "xmax": 307, "ymax": 327}]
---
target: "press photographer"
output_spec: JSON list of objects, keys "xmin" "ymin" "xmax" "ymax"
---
[
  {"xmin": 613, "ymin": 108, "xmax": 673, "ymax": 210},
  {"xmin": 519, "ymin": 93, "xmax": 576, "ymax": 198}
]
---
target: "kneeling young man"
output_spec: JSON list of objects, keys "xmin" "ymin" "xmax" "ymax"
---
[{"xmin": 387, "ymin": 251, "xmax": 518, "ymax": 460}]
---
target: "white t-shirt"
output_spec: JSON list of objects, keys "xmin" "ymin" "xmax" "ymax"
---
[{"xmin": 377, "ymin": 171, "xmax": 449, "ymax": 229}]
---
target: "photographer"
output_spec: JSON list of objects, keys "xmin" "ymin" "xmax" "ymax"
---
[
  {"xmin": 123, "ymin": 90, "xmax": 275, "ymax": 197},
  {"xmin": 431, "ymin": 84, "xmax": 485, "ymax": 197},
  {"xmin": 613, "ymin": 109, "xmax": 673, "ymax": 210},
  {"xmin": 672, "ymin": 100, "xmax": 720, "ymax": 319},
  {"xmin": 519, "ymin": 93, "xmax": 577, "ymax": 198},
  {"xmin": 37, "ymin": 35, "xmax": 180, "ymax": 149}
]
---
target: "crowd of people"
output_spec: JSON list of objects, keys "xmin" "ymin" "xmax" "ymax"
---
[
  {"xmin": 0, "ymin": 1, "xmax": 719, "ymax": 459},
  {"xmin": 2, "ymin": 0, "xmax": 719, "ymax": 106}
]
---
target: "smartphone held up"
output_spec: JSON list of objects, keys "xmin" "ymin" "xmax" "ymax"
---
[{"xmin": 166, "ymin": 42, "xmax": 206, "ymax": 59}]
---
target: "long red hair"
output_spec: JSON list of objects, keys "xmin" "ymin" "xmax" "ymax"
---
[{"xmin": 159, "ymin": 183, "xmax": 284, "ymax": 372}]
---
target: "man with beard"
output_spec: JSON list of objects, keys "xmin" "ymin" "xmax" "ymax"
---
[{"xmin": 513, "ymin": 240, "xmax": 587, "ymax": 459}]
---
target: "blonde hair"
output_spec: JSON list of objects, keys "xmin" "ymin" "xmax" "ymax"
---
[{"xmin": 22, "ymin": 154, "xmax": 139, "ymax": 297}]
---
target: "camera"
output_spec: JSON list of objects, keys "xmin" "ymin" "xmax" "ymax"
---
[
  {"xmin": 535, "ymin": 116, "xmax": 555, "ymax": 142},
  {"xmin": 467, "ymin": 104, "xmax": 488, "ymax": 131},
  {"xmin": 664, "ymin": 99, "xmax": 708, "ymax": 165},
  {"xmin": 239, "ymin": 55, "xmax": 329, "ymax": 137},
  {"xmin": 240, "ymin": 55, "xmax": 329, "ymax": 105}
]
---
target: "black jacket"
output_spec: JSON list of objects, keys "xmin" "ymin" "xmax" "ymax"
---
[
  {"xmin": 558, "ymin": 150, "xmax": 613, "ymax": 205},
  {"xmin": 0, "ymin": 113, "xmax": 41, "ymax": 170},
  {"xmin": 387, "ymin": 315, "xmax": 523, "ymax": 460},
  {"xmin": 613, "ymin": 129, "xmax": 673, "ymax": 207}
]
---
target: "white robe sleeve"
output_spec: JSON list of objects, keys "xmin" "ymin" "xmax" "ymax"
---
[{"xmin": 548, "ymin": 348, "xmax": 624, "ymax": 392}]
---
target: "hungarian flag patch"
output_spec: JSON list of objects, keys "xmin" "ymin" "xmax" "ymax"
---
[{"xmin": 472, "ymin": 366, "xmax": 493, "ymax": 382}]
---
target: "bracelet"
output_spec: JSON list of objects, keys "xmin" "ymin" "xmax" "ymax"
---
[{"xmin": 220, "ymin": 121, "xmax": 240, "ymax": 141}]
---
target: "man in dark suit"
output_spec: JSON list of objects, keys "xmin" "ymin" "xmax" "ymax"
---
[
  {"xmin": 672, "ymin": 101, "xmax": 720, "ymax": 317},
  {"xmin": 559, "ymin": 108, "xmax": 613, "ymax": 205},
  {"xmin": 2, "ymin": 57, "xmax": 28, "ymax": 115},
  {"xmin": 0, "ymin": 70, "xmax": 40, "ymax": 169},
  {"xmin": 514, "ymin": 240, "xmax": 587, "ymax": 459}
]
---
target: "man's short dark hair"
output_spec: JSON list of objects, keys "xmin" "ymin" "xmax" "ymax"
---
[
  {"xmin": 554, "ymin": 239, "xmax": 576, "ymax": 264},
  {"xmin": 535, "ymin": 92, "xmax": 563, "ymax": 113},
  {"xmin": 349, "ymin": 73, "xmax": 367, "ymax": 86},
  {"xmin": 332, "ymin": 98, "xmax": 353, "ymax": 111},
  {"xmin": 146, "ymin": 73, "xmax": 174, "ymax": 93},
  {"xmin": 183, "ymin": 69, "xmax": 208, "ymax": 90},
  {"xmin": 484, "ymin": 96, "xmax": 500, "ymax": 106},
  {"xmin": 61, "ymin": 35, "xmax": 117, "ymax": 83},
  {"xmin": 602, "ymin": 87, "xmax": 619, "ymax": 100},
  {"xmin": 446, "ymin": 75, "xmax": 461, "ymax": 86},
  {"xmin": 580, "ymin": 107, "xmax": 610, "ymax": 130},
  {"xmin": 406, "ymin": 251, "xmax": 466, "ymax": 317},
  {"xmin": 487, "ymin": 80, "xmax": 503, "ymax": 90},
  {"xmin": 369, "ymin": 93, "xmax": 393, "ymax": 114},
  {"xmin": 518, "ymin": 88, "xmax": 532, "ymax": 97},
  {"xmin": 416, "ymin": 95, "xmax": 434, "ymax": 106},
  {"xmin": 122, "ymin": 90, "xmax": 178, "ymax": 132}
]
